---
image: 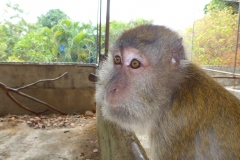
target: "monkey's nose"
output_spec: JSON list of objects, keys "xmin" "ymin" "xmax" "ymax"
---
[
  {"xmin": 109, "ymin": 88, "xmax": 117, "ymax": 94},
  {"xmin": 107, "ymin": 88, "xmax": 118, "ymax": 104}
]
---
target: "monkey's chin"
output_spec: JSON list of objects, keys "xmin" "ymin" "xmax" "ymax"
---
[{"xmin": 101, "ymin": 103, "xmax": 149, "ymax": 133}]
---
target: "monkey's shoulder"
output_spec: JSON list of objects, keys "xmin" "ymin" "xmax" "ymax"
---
[{"xmin": 174, "ymin": 64, "xmax": 240, "ymax": 111}]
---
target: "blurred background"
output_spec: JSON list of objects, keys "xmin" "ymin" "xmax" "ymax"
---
[{"xmin": 0, "ymin": 0, "xmax": 239, "ymax": 67}]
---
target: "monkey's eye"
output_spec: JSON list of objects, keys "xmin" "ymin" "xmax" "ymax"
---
[
  {"xmin": 114, "ymin": 56, "xmax": 121, "ymax": 65},
  {"xmin": 130, "ymin": 59, "xmax": 141, "ymax": 69}
]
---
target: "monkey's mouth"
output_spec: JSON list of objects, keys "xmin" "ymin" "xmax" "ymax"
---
[
  {"xmin": 109, "ymin": 105, "xmax": 122, "ymax": 111},
  {"xmin": 107, "ymin": 104, "xmax": 127, "ymax": 116}
]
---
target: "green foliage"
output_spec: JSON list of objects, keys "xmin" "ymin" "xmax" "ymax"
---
[
  {"xmin": 3, "ymin": 2, "xmax": 24, "ymax": 21},
  {"xmin": 6, "ymin": 3, "xmax": 23, "ymax": 13},
  {"xmin": 2, "ymin": 20, "xmax": 28, "ymax": 53},
  {"xmin": 128, "ymin": 18, "xmax": 154, "ymax": 26},
  {"xmin": 0, "ymin": 42, "xmax": 7, "ymax": 61},
  {"xmin": 37, "ymin": 9, "xmax": 69, "ymax": 28},
  {"xmin": 107, "ymin": 18, "xmax": 154, "ymax": 46},
  {"xmin": 183, "ymin": 6, "xmax": 238, "ymax": 65},
  {"xmin": 0, "ymin": 1, "xmax": 154, "ymax": 63},
  {"xmin": 52, "ymin": 20, "xmax": 97, "ymax": 63},
  {"xmin": 204, "ymin": 0, "xmax": 238, "ymax": 14},
  {"xmin": 12, "ymin": 27, "xmax": 55, "ymax": 62},
  {"xmin": 0, "ymin": 2, "xmax": 35, "ymax": 61}
]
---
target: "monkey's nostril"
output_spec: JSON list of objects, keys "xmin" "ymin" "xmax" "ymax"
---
[
  {"xmin": 108, "ymin": 88, "xmax": 117, "ymax": 94},
  {"xmin": 112, "ymin": 88, "xmax": 117, "ymax": 93}
]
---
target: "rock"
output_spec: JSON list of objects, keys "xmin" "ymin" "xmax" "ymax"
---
[
  {"xmin": 93, "ymin": 149, "xmax": 98, "ymax": 153},
  {"xmin": 85, "ymin": 111, "xmax": 94, "ymax": 117}
]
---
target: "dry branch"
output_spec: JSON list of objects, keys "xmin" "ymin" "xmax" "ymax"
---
[{"xmin": 0, "ymin": 72, "xmax": 68, "ymax": 115}]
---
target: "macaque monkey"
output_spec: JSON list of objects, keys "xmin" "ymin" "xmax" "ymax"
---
[{"xmin": 95, "ymin": 24, "xmax": 240, "ymax": 159}]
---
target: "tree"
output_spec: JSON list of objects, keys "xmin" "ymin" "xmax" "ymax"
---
[
  {"xmin": 183, "ymin": 6, "xmax": 238, "ymax": 65},
  {"xmin": 0, "ymin": 2, "xmax": 38, "ymax": 61},
  {"xmin": 105, "ymin": 18, "xmax": 154, "ymax": 46},
  {"xmin": 204, "ymin": 0, "xmax": 238, "ymax": 14},
  {"xmin": 37, "ymin": 9, "xmax": 69, "ymax": 28},
  {"xmin": 11, "ymin": 27, "xmax": 55, "ymax": 62},
  {"xmin": 0, "ymin": 36, "xmax": 7, "ymax": 61},
  {"xmin": 52, "ymin": 19, "xmax": 97, "ymax": 63}
]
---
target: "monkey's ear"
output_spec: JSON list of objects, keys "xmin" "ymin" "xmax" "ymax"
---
[{"xmin": 171, "ymin": 38, "xmax": 185, "ymax": 69}]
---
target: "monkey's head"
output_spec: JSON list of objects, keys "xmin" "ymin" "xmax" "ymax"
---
[{"xmin": 96, "ymin": 24, "xmax": 188, "ymax": 131}]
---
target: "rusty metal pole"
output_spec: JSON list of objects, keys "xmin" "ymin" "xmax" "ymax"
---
[
  {"xmin": 233, "ymin": 2, "xmax": 240, "ymax": 88},
  {"xmin": 88, "ymin": 0, "xmax": 102, "ymax": 82},
  {"xmin": 104, "ymin": 0, "xmax": 110, "ymax": 57},
  {"xmin": 233, "ymin": 2, "xmax": 240, "ymax": 75},
  {"xmin": 98, "ymin": 0, "xmax": 102, "ymax": 64}
]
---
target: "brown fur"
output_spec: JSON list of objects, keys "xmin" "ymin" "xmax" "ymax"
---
[{"xmin": 95, "ymin": 24, "xmax": 240, "ymax": 159}]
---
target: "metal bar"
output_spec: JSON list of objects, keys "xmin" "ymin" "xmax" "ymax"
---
[
  {"xmin": 202, "ymin": 68, "xmax": 240, "ymax": 76},
  {"xmin": 233, "ymin": 2, "xmax": 240, "ymax": 75},
  {"xmin": 98, "ymin": 0, "xmax": 102, "ymax": 64},
  {"xmin": 96, "ymin": 0, "xmax": 100, "ymax": 64},
  {"xmin": 212, "ymin": 76, "xmax": 240, "ymax": 79},
  {"xmin": 104, "ymin": 0, "xmax": 110, "ymax": 57}
]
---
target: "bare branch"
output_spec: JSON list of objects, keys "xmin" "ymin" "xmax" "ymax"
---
[
  {"xmin": 6, "ymin": 92, "xmax": 47, "ymax": 115},
  {"xmin": 16, "ymin": 91, "xmax": 65, "ymax": 114},
  {"xmin": 17, "ymin": 72, "xmax": 68, "ymax": 91},
  {"xmin": 0, "ymin": 72, "xmax": 68, "ymax": 115}
]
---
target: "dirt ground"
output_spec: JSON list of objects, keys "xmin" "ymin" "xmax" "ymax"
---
[{"xmin": 0, "ymin": 113, "xmax": 100, "ymax": 160}]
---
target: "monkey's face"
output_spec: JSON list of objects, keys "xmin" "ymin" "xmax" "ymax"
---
[
  {"xmin": 96, "ymin": 24, "xmax": 187, "ymax": 130},
  {"xmin": 96, "ymin": 46, "xmax": 163, "ymax": 130},
  {"xmin": 106, "ymin": 47, "xmax": 150, "ymax": 104}
]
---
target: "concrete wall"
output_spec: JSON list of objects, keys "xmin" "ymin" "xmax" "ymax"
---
[{"xmin": 0, "ymin": 63, "xmax": 96, "ymax": 115}]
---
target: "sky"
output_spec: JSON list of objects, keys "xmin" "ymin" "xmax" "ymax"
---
[{"xmin": 0, "ymin": 0, "xmax": 211, "ymax": 30}]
